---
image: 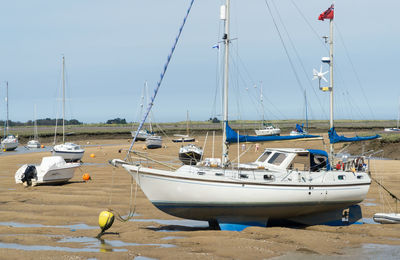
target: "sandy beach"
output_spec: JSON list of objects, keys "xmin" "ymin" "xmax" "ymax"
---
[{"xmin": 1, "ymin": 136, "xmax": 400, "ymax": 259}]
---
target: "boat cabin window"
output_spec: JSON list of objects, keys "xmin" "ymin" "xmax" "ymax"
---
[
  {"xmin": 257, "ymin": 151, "xmax": 272, "ymax": 162},
  {"xmin": 287, "ymin": 152, "xmax": 310, "ymax": 171},
  {"xmin": 267, "ymin": 152, "xmax": 287, "ymax": 166}
]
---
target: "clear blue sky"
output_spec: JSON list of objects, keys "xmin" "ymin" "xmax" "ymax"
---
[{"xmin": 0, "ymin": 0, "xmax": 399, "ymax": 123}]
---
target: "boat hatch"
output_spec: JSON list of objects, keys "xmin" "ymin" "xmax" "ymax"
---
[
  {"xmin": 256, "ymin": 151, "xmax": 272, "ymax": 163},
  {"xmin": 267, "ymin": 152, "xmax": 287, "ymax": 166}
]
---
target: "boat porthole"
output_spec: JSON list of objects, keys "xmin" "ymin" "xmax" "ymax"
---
[{"xmin": 308, "ymin": 192, "xmax": 311, "ymax": 195}]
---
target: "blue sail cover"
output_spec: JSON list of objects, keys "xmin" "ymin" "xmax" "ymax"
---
[
  {"xmin": 295, "ymin": 123, "xmax": 304, "ymax": 133},
  {"xmin": 328, "ymin": 127, "xmax": 380, "ymax": 144},
  {"xmin": 226, "ymin": 124, "xmax": 321, "ymax": 144}
]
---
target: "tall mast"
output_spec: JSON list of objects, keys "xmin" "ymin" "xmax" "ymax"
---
[
  {"xmin": 62, "ymin": 56, "xmax": 65, "ymax": 143},
  {"xmin": 329, "ymin": 18, "xmax": 334, "ymax": 162},
  {"xmin": 221, "ymin": 0, "xmax": 230, "ymax": 167},
  {"xmin": 260, "ymin": 82, "xmax": 264, "ymax": 126},
  {"xmin": 5, "ymin": 81, "xmax": 9, "ymax": 135},
  {"xmin": 145, "ymin": 81, "xmax": 153, "ymax": 133},
  {"xmin": 186, "ymin": 110, "xmax": 189, "ymax": 136},
  {"xmin": 34, "ymin": 104, "xmax": 38, "ymax": 140},
  {"xmin": 397, "ymin": 96, "xmax": 400, "ymax": 129},
  {"xmin": 304, "ymin": 90, "xmax": 308, "ymax": 131}
]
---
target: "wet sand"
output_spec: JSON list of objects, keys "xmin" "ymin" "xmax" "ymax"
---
[{"xmin": 1, "ymin": 136, "xmax": 400, "ymax": 259}]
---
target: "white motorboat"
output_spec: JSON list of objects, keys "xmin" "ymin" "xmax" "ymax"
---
[
  {"xmin": 373, "ymin": 213, "xmax": 400, "ymax": 224},
  {"xmin": 1, "ymin": 82, "xmax": 18, "ymax": 151},
  {"xmin": 112, "ymin": 2, "xmax": 372, "ymax": 229},
  {"xmin": 179, "ymin": 144, "xmax": 203, "ymax": 165},
  {"xmin": 15, "ymin": 156, "xmax": 80, "ymax": 186},
  {"xmin": 255, "ymin": 123, "xmax": 281, "ymax": 136},
  {"xmin": 52, "ymin": 56, "xmax": 84, "ymax": 161},
  {"xmin": 146, "ymin": 136, "xmax": 162, "ymax": 149}
]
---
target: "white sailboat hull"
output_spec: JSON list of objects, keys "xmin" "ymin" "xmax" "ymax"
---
[
  {"xmin": 1, "ymin": 136, "xmax": 18, "ymax": 151},
  {"xmin": 1, "ymin": 141, "xmax": 18, "ymax": 151},
  {"xmin": 146, "ymin": 136, "xmax": 162, "ymax": 149},
  {"xmin": 384, "ymin": 128, "xmax": 400, "ymax": 132},
  {"xmin": 255, "ymin": 128, "xmax": 281, "ymax": 136},
  {"xmin": 27, "ymin": 140, "xmax": 41, "ymax": 149},
  {"xmin": 123, "ymin": 164, "xmax": 370, "ymax": 222},
  {"xmin": 52, "ymin": 149, "xmax": 84, "ymax": 162},
  {"xmin": 52, "ymin": 143, "xmax": 85, "ymax": 162}
]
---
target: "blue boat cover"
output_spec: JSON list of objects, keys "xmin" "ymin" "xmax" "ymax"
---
[
  {"xmin": 328, "ymin": 127, "xmax": 380, "ymax": 144},
  {"xmin": 308, "ymin": 149, "xmax": 331, "ymax": 170},
  {"xmin": 295, "ymin": 123, "xmax": 304, "ymax": 133},
  {"xmin": 226, "ymin": 123, "xmax": 321, "ymax": 144}
]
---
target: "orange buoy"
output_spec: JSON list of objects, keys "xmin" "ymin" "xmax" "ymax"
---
[
  {"xmin": 82, "ymin": 173, "xmax": 91, "ymax": 181},
  {"xmin": 40, "ymin": 145, "xmax": 45, "ymax": 148},
  {"xmin": 90, "ymin": 153, "xmax": 95, "ymax": 158}
]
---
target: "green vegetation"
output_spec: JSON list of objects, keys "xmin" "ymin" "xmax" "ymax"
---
[{"xmin": 380, "ymin": 133, "xmax": 400, "ymax": 143}]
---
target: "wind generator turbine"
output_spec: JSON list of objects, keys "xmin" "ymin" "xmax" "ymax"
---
[{"xmin": 312, "ymin": 65, "xmax": 329, "ymax": 91}]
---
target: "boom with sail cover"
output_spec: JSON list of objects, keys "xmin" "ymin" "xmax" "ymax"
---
[
  {"xmin": 328, "ymin": 127, "xmax": 380, "ymax": 144},
  {"xmin": 226, "ymin": 124, "xmax": 320, "ymax": 144}
]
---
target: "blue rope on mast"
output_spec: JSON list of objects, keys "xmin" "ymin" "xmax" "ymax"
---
[{"xmin": 126, "ymin": 0, "xmax": 196, "ymax": 159}]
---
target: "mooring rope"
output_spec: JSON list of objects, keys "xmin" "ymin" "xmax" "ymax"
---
[{"xmin": 107, "ymin": 166, "xmax": 138, "ymax": 222}]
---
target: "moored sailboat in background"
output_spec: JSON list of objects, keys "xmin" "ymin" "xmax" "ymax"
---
[
  {"xmin": 172, "ymin": 111, "xmax": 195, "ymax": 142},
  {"xmin": 51, "ymin": 56, "xmax": 85, "ymax": 162},
  {"xmin": 179, "ymin": 143, "xmax": 203, "ymax": 165},
  {"xmin": 384, "ymin": 96, "xmax": 400, "ymax": 132},
  {"xmin": 290, "ymin": 90, "xmax": 309, "ymax": 136},
  {"xmin": 1, "ymin": 81, "xmax": 19, "ymax": 151},
  {"xmin": 27, "ymin": 105, "xmax": 41, "ymax": 149},
  {"xmin": 111, "ymin": 2, "xmax": 374, "ymax": 230},
  {"xmin": 131, "ymin": 81, "xmax": 156, "ymax": 141},
  {"xmin": 254, "ymin": 83, "xmax": 281, "ymax": 136}
]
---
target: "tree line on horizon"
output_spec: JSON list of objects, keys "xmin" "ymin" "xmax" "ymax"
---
[
  {"xmin": 0, "ymin": 117, "xmax": 129, "ymax": 126},
  {"xmin": 0, "ymin": 118, "xmax": 83, "ymax": 126}
]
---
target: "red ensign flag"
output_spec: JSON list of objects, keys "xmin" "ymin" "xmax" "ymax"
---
[{"xmin": 318, "ymin": 4, "xmax": 334, "ymax": 21}]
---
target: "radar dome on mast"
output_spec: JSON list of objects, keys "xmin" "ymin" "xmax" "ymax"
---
[{"xmin": 322, "ymin": 57, "xmax": 330, "ymax": 63}]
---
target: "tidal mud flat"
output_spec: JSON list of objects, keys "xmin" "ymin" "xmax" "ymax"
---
[{"xmin": 0, "ymin": 137, "xmax": 400, "ymax": 259}]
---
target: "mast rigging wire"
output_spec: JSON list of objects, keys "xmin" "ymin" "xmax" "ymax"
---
[
  {"xmin": 335, "ymin": 22, "xmax": 376, "ymax": 120},
  {"xmin": 126, "ymin": 0, "xmax": 196, "ymax": 159}
]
